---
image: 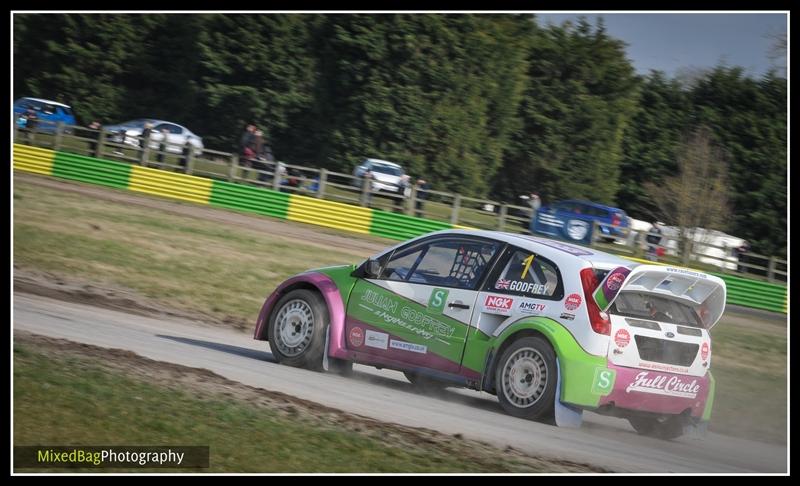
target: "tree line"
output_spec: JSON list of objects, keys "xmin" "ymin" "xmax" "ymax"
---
[{"xmin": 13, "ymin": 14, "xmax": 787, "ymax": 257}]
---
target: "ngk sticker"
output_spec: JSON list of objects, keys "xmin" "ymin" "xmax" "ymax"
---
[
  {"xmin": 483, "ymin": 295, "xmax": 514, "ymax": 315},
  {"xmin": 625, "ymin": 371, "xmax": 701, "ymax": 399},
  {"xmin": 564, "ymin": 293, "xmax": 582, "ymax": 311},
  {"xmin": 614, "ymin": 329, "xmax": 631, "ymax": 348},
  {"xmin": 701, "ymin": 342, "xmax": 710, "ymax": 360},
  {"xmin": 349, "ymin": 327, "xmax": 364, "ymax": 347}
]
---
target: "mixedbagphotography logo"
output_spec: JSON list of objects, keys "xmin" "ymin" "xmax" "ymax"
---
[{"xmin": 14, "ymin": 446, "xmax": 210, "ymax": 469}]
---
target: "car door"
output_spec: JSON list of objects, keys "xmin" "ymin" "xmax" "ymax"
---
[{"xmin": 344, "ymin": 236, "xmax": 503, "ymax": 375}]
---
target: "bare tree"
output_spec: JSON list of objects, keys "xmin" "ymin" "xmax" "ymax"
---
[
  {"xmin": 766, "ymin": 31, "xmax": 787, "ymax": 76},
  {"xmin": 645, "ymin": 126, "xmax": 731, "ymax": 257}
]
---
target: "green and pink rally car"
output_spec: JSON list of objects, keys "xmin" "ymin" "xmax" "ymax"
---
[{"xmin": 254, "ymin": 230, "xmax": 726, "ymax": 439}]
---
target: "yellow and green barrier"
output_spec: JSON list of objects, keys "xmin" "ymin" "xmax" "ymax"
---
[{"xmin": 13, "ymin": 143, "xmax": 787, "ymax": 313}]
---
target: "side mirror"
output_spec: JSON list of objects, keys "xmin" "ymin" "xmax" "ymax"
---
[{"xmin": 364, "ymin": 258, "xmax": 381, "ymax": 278}]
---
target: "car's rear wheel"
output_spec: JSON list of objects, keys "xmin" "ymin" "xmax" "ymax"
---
[
  {"xmin": 268, "ymin": 289, "xmax": 327, "ymax": 371},
  {"xmin": 628, "ymin": 415, "xmax": 686, "ymax": 440},
  {"xmin": 495, "ymin": 336, "xmax": 556, "ymax": 421}
]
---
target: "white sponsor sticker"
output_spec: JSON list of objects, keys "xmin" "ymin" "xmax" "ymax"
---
[
  {"xmin": 389, "ymin": 340, "xmax": 427, "ymax": 354},
  {"xmin": 365, "ymin": 330, "xmax": 389, "ymax": 350},
  {"xmin": 625, "ymin": 371, "xmax": 701, "ymax": 399},
  {"xmin": 483, "ymin": 295, "xmax": 514, "ymax": 315},
  {"xmin": 518, "ymin": 301, "xmax": 547, "ymax": 315}
]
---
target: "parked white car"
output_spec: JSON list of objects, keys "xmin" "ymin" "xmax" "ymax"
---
[
  {"xmin": 104, "ymin": 119, "xmax": 203, "ymax": 156},
  {"xmin": 352, "ymin": 158, "xmax": 410, "ymax": 196}
]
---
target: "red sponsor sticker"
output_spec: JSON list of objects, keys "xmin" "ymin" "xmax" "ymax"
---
[
  {"xmin": 701, "ymin": 342, "xmax": 709, "ymax": 360},
  {"xmin": 614, "ymin": 328, "xmax": 630, "ymax": 348},
  {"xmin": 565, "ymin": 293, "xmax": 582, "ymax": 311},
  {"xmin": 607, "ymin": 272, "xmax": 626, "ymax": 291},
  {"xmin": 349, "ymin": 327, "xmax": 364, "ymax": 347},
  {"xmin": 484, "ymin": 295, "xmax": 514, "ymax": 313}
]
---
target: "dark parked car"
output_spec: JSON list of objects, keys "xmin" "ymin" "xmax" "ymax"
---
[{"xmin": 531, "ymin": 199, "xmax": 630, "ymax": 244}]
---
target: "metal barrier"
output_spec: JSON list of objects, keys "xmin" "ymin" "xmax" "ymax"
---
[{"xmin": 13, "ymin": 122, "xmax": 787, "ymax": 283}]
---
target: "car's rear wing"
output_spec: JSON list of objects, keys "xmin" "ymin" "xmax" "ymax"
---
[{"xmin": 594, "ymin": 264, "xmax": 727, "ymax": 329}]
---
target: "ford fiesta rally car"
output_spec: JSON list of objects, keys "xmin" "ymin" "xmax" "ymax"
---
[{"xmin": 254, "ymin": 230, "xmax": 726, "ymax": 440}]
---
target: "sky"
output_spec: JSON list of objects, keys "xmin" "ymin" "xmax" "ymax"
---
[{"xmin": 535, "ymin": 13, "xmax": 788, "ymax": 78}]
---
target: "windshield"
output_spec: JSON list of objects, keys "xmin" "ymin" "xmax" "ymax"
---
[
  {"xmin": 609, "ymin": 291, "xmax": 702, "ymax": 328},
  {"xmin": 371, "ymin": 164, "xmax": 403, "ymax": 176},
  {"xmin": 118, "ymin": 119, "xmax": 149, "ymax": 128}
]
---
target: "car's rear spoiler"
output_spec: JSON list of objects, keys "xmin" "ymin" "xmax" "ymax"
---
[{"xmin": 594, "ymin": 264, "xmax": 727, "ymax": 329}]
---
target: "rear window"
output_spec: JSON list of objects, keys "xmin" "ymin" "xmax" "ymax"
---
[{"xmin": 609, "ymin": 292, "xmax": 702, "ymax": 327}]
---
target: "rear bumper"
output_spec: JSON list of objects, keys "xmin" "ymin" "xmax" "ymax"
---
[{"xmin": 597, "ymin": 364, "xmax": 713, "ymax": 418}]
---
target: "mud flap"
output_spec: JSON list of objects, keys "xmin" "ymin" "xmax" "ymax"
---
[
  {"xmin": 322, "ymin": 325, "xmax": 330, "ymax": 372},
  {"xmin": 554, "ymin": 358, "xmax": 583, "ymax": 428}
]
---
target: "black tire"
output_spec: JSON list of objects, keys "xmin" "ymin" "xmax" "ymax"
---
[
  {"xmin": 267, "ymin": 289, "xmax": 328, "ymax": 371},
  {"xmin": 495, "ymin": 336, "xmax": 557, "ymax": 421},
  {"xmin": 403, "ymin": 371, "xmax": 449, "ymax": 393},
  {"xmin": 628, "ymin": 415, "xmax": 686, "ymax": 440}
]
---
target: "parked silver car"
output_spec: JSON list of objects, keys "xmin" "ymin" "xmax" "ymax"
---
[
  {"xmin": 352, "ymin": 158, "xmax": 410, "ymax": 195},
  {"xmin": 104, "ymin": 119, "xmax": 204, "ymax": 156}
]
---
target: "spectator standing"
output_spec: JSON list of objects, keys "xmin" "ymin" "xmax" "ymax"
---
[
  {"xmin": 414, "ymin": 178, "xmax": 430, "ymax": 217},
  {"xmin": 87, "ymin": 120, "xmax": 102, "ymax": 156},
  {"xmin": 179, "ymin": 140, "xmax": 192, "ymax": 172},
  {"xmin": 394, "ymin": 174, "xmax": 411, "ymax": 213},
  {"xmin": 23, "ymin": 109, "xmax": 38, "ymax": 145},
  {"xmin": 645, "ymin": 221, "xmax": 664, "ymax": 261}
]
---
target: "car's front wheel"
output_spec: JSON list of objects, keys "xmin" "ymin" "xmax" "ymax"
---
[
  {"xmin": 495, "ymin": 336, "xmax": 557, "ymax": 421},
  {"xmin": 268, "ymin": 289, "xmax": 328, "ymax": 371}
]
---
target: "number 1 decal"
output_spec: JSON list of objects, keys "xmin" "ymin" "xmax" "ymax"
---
[{"xmin": 521, "ymin": 254, "xmax": 535, "ymax": 280}]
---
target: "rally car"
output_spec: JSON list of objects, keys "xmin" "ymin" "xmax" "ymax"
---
[{"xmin": 254, "ymin": 230, "xmax": 726, "ymax": 440}]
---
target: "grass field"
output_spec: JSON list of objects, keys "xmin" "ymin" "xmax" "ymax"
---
[
  {"xmin": 14, "ymin": 335, "xmax": 597, "ymax": 473},
  {"xmin": 12, "ymin": 176, "xmax": 787, "ymax": 444}
]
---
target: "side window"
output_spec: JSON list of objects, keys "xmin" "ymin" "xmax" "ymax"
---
[
  {"xmin": 42, "ymin": 104, "xmax": 57, "ymax": 115},
  {"xmin": 487, "ymin": 248, "xmax": 564, "ymax": 300},
  {"xmin": 380, "ymin": 238, "xmax": 500, "ymax": 290}
]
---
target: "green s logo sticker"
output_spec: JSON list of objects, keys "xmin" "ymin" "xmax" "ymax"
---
[
  {"xmin": 591, "ymin": 368, "xmax": 616, "ymax": 395},
  {"xmin": 428, "ymin": 288, "xmax": 449, "ymax": 314}
]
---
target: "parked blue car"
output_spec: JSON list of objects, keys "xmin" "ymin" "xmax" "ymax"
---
[
  {"xmin": 530, "ymin": 199, "xmax": 630, "ymax": 244},
  {"xmin": 14, "ymin": 97, "xmax": 77, "ymax": 134}
]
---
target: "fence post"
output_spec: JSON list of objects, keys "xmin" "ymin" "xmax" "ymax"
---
[
  {"xmin": 185, "ymin": 149, "xmax": 195, "ymax": 175},
  {"xmin": 54, "ymin": 122, "xmax": 65, "ymax": 151},
  {"xmin": 139, "ymin": 137, "xmax": 150, "ymax": 166},
  {"xmin": 407, "ymin": 184, "xmax": 417, "ymax": 216},
  {"xmin": 229, "ymin": 155, "xmax": 239, "ymax": 182},
  {"xmin": 95, "ymin": 129, "xmax": 107, "ymax": 158},
  {"xmin": 768, "ymin": 257, "xmax": 776, "ymax": 283},
  {"xmin": 498, "ymin": 204, "xmax": 507, "ymax": 231},
  {"xmin": 317, "ymin": 168, "xmax": 327, "ymax": 199},
  {"xmin": 450, "ymin": 195, "xmax": 461, "ymax": 225},
  {"xmin": 682, "ymin": 235, "xmax": 693, "ymax": 266},
  {"xmin": 272, "ymin": 162, "xmax": 282, "ymax": 191},
  {"xmin": 360, "ymin": 176, "xmax": 371, "ymax": 207}
]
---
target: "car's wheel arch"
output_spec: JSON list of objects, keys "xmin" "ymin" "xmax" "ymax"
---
[
  {"xmin": 255, "ymin": 273, "xmax": 348, "ymax": 360},
  {"xmin": 483, "ymin": 324, "xmax": 556, "ymax": 395}
]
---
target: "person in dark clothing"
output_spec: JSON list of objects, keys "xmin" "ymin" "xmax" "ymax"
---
[
  {"xmin": 22, "ymin": 109, "xmax": 38, "ymax": 144},
  {"xmin": 87, "ymin": 120, "xmax": 102, "ymax": 156},
  {"xmin": 414, "ymin": 178, "xmax": 430, "ymax": 217},
  {"xmin": 239, "ymin": 124, "xmax": 256, "ymax": 157},
  {"xmin": 179, "ymin": 140, "xmax": 192, "ymax": 172},
  {"xmin": 645, "ymin": 221, "xmax": 664, "ymax": 261}
]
